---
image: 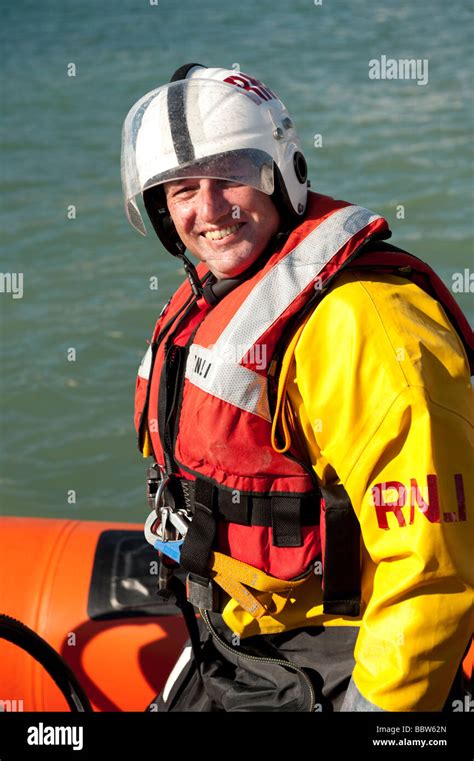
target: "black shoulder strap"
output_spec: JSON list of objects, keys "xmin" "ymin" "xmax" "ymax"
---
[{"xmin": 319, "ymin": 484, "xmax": 361, "ymax": 617}]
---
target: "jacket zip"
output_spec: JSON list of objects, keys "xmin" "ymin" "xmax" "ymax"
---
[
  {"xmin": 163, "ymin": 343, "xmax": 182, "ymax": 469},
  {"xmin": 200, "ymin": 608, "xmax": 316, "ymax": 712},
  {"xmin": 159, "ymin": 297, "xmax": 203, "ymax": 473},
  {"xmin": 162, "ymin": 321, "xmax": 204, "ymax": 475}
]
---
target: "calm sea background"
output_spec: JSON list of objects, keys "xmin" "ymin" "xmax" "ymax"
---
[{"xmin": 1, "ymin": 0, "xmax": 472, "ymax": 522}]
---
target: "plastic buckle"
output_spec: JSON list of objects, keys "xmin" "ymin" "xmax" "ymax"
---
[
  {"xmin": 153, "ymin": 538, "xmax": 184, "ymax": 563},
  {"xmin": 186, "ymin": 573, "xmax": 218, "ymax": 611}
]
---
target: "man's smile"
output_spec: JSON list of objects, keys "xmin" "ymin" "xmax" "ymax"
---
[{"xmin": 201, "ymin": 223, "xmax": 245, "ymax": 242}]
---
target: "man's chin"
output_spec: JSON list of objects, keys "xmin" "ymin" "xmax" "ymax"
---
[
  {"xmin": 208, "ymin": 259, "xmax": 257, "ymax": 280},
  {"xmin": 201, "ymin": 247, "xmax": 261, "ymax": 278}
]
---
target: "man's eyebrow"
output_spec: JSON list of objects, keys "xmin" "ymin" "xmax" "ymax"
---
[{"xmin": 166, "ymin": 179, "xmax": 198, "ymax": 192}]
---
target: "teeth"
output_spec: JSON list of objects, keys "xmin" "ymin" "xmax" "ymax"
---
[{"xmin": 203, "ymin": 224, "xmax": 242, "ymax": 241}]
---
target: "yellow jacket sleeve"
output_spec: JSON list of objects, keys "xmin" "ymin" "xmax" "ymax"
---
[{"xmin": 286, "ymin": 270, "xmax": 474, "ymax": 711}]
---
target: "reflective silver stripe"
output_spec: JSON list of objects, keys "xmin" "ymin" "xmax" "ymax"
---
[
  {"xmin": 138, "ymin": 344, "xmax": 153, "ymax": 380},
  {"xmin": 162, "ymin": 646, "xmax": 193, "ymax": 703},
  {"xmin": 185, "ymin": 344, "xmax": 270, "ymax": 421},
  {"xmin": 186, "ymin": 204, "xmax": 382, "ymax": 418},
  {"xmin": 214, "ymin": 205, "xmax": 382, "ymax": 360}
]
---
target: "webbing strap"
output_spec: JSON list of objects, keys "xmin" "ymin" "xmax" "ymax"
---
[
  {"xmin": 210, "ymin": 550, "xmax": 311, "ymax": 619},
  {"xmin": 179, "ymin": 478, "xmax": 320, "ymax": 530},
  {"xmin": 210, "ymin": 550, "xmax": 310, "ymax": 593},
  {"xmin": 271, "ymin": 495, "xmax": 302, "ymax": 547},
  {"xmin": 212, "ymin": 573, "xmax": 267, "ymax": 619},
  {"xmin": 179, "ymin": 479, "xmax": 217, "ymax": 578},
  {"xmin": 320, "ymin": 483, "xmax": 361, "ymax": 616}
]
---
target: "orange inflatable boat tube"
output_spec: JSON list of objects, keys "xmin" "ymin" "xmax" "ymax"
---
[
  {"xmin": 0, "ymin": 517, "xmax": 188, "ymax": 712},
  {"xmin": 1, "ymin": 516, "xmax": 471, "ymax": 712}
]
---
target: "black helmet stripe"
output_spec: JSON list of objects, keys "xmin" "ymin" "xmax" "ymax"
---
[{"xmin": 167, "ymin": 83, "xmax": 195, "ymax": 165}]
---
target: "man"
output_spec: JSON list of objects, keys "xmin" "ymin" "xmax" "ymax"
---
[{"xmin": 122, "ymin": 64, "xmax": 473, "ymax": 712}]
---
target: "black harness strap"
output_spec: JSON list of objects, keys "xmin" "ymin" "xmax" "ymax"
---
[
  {"xmin": 176, "ymin": 478, "xmax": 315, "ymax": 607},
  {"xmin": 178, "ymin": 478, "xmax": 320, "ymax": 528},
  {"xmin": 180, "ymin": 478, "xmax": 217, "ymax": 578},
  {"xmin": 320, "ymin": 483, "xmax": 361, "ymax": 617},
  {"xmin": 271, "ymin": 496, "xmax": 303, "ymax": 547}
]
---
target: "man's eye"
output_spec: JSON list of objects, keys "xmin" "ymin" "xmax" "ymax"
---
[{"xmin": 169, "ymin": 185, "xmax": 196, "ymax": 200}]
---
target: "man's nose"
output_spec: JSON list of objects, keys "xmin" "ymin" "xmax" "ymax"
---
[{"xmin": 198, "ymin": 181, "xmax": 229, "ymax": 222}]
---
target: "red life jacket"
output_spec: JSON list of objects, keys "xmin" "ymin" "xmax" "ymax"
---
[{"xmin": 135, "ymin": 191, "xmax": 473, "ymax": 614}]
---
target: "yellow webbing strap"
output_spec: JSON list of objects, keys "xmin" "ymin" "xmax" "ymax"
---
[
  {"xmin": 209, "ymin": 550, "xmax": 310, "ymax": 619},
  {"xmin": 212, "ymin": 572, "xmax": 267, "ymax": 618}
]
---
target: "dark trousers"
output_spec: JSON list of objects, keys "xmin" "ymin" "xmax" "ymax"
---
[{"xmin": 149, "ymin": 612, "xmax": 359, "ymax": 712}]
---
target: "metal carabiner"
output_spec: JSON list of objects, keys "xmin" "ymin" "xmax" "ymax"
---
[
  {"xmin": 144, "ymin": 506, "xmax": 172, "ymax": 544},
  {"xmin": 167, "ymin": 509, "xmax": 191, "ymax": 537},
  {"xmin": 144, "ymin": 508, "xmax": 184, "ymax": 562},
  {"xmin": 154, "ymin": 476, "xmax": 170, "ymax": 510},
  {"xmin": 144, "ymin": 509, "xmax": 161, "ymax": 547}
]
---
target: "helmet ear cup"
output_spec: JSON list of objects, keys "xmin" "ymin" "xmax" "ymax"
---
[
  {"xmin": 272, "ymin": 163, "xmax": 306, "ymax": 229},
  {"xmin": 293, "ymin": 151, "xmax": 308, "ymax": 184},
  {"xmin": 143, "ymin": 186, "xmax": 184, "ymax": 256}
]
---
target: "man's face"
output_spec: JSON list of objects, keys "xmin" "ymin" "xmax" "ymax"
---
[{"xmin": 163, "ymin": 178, "xmax": 280, "ymax": 280}]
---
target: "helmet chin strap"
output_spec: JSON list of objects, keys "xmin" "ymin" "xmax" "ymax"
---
[{"xmin": 177, "ymin": 252, "xmax": 203, "ymax": 298}]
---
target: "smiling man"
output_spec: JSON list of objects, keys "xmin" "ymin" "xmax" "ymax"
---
[
  {"xmin": 164, "ymin": 178, "xmax": 280, "ymax": 279},
  {"xmin": 122, "ymin": 64, "xmax": 473, "ymax": 713}
]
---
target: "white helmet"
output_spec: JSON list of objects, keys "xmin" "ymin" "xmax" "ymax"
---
[{"xmin": 121, "ymin": 64, "xmax": 308, "ymax": 255}]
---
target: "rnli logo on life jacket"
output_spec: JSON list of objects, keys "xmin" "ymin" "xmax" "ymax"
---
[
  {"xmin": 186, "ymin": 345, "xmax": 216, "ymax": 390},
  {"xmin": 193, "ymin": 353, "xmax": 213, "ymax": 380},
  {"xmin": 371, "ymin": 475, "xmax": 467, "ymax": 529}
]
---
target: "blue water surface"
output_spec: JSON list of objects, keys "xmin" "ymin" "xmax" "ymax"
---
[{"xmin": 1, "ymin": 0, "xmax": 472, "ymax": 520}]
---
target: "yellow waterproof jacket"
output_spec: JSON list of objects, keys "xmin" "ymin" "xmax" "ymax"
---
[{"xmin": 222, "ymin": 270, "xmax": 473, "ymax": 711}]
